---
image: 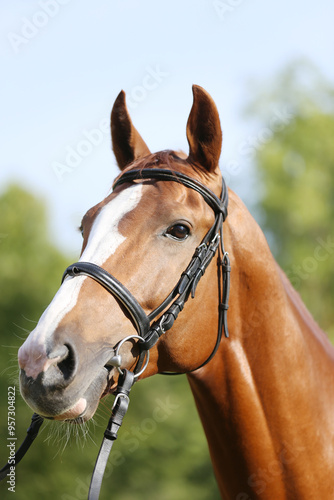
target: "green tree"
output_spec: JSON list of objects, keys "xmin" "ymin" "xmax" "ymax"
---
[{"xmin": 247, "ymin": 61, "xmax": 334, "ymax": 341}]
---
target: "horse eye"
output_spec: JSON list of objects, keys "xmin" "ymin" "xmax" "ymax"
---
[
  {"xmin": 166, "ymin": 224, "xmax": 190, "ymax": 241},
  {"xmin": 78, "ymin": 225, "xmax": 84, "ymax": 238}
]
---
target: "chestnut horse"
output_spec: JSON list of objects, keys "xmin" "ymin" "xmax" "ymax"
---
[{"xmin": 17, "ymin": 86, "xmax": 334, "ymax": 499}]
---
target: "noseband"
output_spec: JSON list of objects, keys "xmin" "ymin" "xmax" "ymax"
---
[{"xmin": 0, "ymin": 168, "xmax": 230, "ymax": 500}]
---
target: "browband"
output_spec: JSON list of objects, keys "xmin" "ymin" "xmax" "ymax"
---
[{"xmin": 113, "ymin": 168, "xmax": 228, "ymax": 221}]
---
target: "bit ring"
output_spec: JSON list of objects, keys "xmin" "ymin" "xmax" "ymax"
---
[{"xmin": 114, "ymin": 334, "xmax": 150, "ymax": 379}]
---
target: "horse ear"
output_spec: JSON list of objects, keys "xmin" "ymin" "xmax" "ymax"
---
[
  {"xmin": 111, "ymin": 90, "xmax": 150, "ymax": 170},
  {"xmin": 186, "ymin": 85, "xmax": 222, "ymax": 173}
]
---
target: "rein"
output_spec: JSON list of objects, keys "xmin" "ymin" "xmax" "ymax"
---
[{"xmin": 0, "ymin": 168, "xmax": 230, "ymax": 499}]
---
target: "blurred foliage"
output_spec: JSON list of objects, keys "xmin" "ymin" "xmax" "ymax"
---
[
  {"xmin": 0, "ymin": 185, "xmax": 70, "ymax": 336},
  {"xmin": 248, "ymin": 60, "xmax": 334, "ymax": 341},
  {"xmin": 0, "ymin": 184, "xmax": 219, "ymax": 499}
]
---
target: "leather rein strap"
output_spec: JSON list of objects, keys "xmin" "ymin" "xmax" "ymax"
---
[
  {"xmin": 0, "ymin": 413, "xmax": 43, "ymax": 481},
  {"xmin": 0, "ymin": 168, "xmax": 230, "ymax": 500}
]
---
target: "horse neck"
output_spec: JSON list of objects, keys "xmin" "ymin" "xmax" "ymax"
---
[{"xmin": 187, "ymin": 190, "xmax": 334, "ymax": 499}]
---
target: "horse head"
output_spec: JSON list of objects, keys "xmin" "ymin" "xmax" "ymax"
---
[{"xmin": 18, "ymin": 85, "xmax": 227, "ymax": 423}]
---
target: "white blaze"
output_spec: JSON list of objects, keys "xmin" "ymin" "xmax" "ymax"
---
[{"xmin": 19, "ymin": 184, "xmax": 143, "ymax": 371}]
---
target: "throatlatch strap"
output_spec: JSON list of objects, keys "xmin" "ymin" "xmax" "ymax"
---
[
  {"xmin": 0, "ymin": 413, "xmax": 44, "ymax": 481},
  {"xmin": 220, "ymin": 252, "xmax": 231, "ymax": 338}
]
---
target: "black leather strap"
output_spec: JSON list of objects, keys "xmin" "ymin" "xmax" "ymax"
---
[
  {"xmin": 0, "ymin": 413, "xmax": 44, "ymax": 481},
  {"xmin": 88, "ymin": 370, "xmax": 135, "ymax": 500},
  {"xmin": 220, "ymin": 252, "xmax": 231, "ymax": 339},
  {"xmin": 113, "ymin": 168, "xmax": 228, "ymax": 220},
  {"xmin": 62, "ymin": 262, "xmax": 150, "ymax": 337}
]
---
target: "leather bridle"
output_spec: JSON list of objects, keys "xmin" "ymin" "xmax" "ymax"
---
[
  {"xmin": 0, "ymin": 167, "xmax": 231, "ymax": 500},
  {"xmin": 64, "ymin": 168, "xmax": 230, "ymax": 365}
]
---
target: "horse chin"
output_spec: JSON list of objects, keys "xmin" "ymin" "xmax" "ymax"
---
[
  {"xmin": 63, "ymin": 368, "xmax": 113, "ymax": 423},
  {"xmin": 54, "ymin": 397, "xmax": 88, "ymax": 422},
  {"xmin": 55, "ymin": 367, "xmax": 120, "ymax": 424},
  {"xmin": 22, "ymin": 366, "xmax": 109, "ymax": 424}
]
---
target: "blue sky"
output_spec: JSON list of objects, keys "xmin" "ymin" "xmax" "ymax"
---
[{"xmin": 1, "ymin": 0, "xmax": 333, "ymax": 253}]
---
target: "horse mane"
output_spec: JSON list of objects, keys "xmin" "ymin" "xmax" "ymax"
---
[{"xmin": 278, "ymin": 265, "xmax": 333, "ymax": 350}]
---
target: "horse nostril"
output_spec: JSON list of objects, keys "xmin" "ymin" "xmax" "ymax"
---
[
  {"xmin": 57, "ymin": 344, "xmax": 76, "ymax": 381},
  {"xmin": 45, "ymin": 343, "xmax": 77, "ymax": 383},
  {"xmin": 49, "ymin": 344, "xmax": 69, "ymax": 361}
]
